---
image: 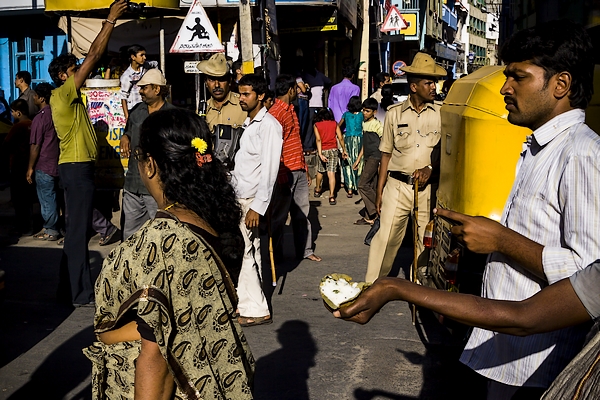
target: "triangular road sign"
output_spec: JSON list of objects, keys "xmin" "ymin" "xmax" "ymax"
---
[
  {"xmin": 381, "ymin": 6, "xmax": 408, "ymax": 32},
  {"xmin": 170, "ymin": 0, "xmax": 224, "ymax": 53}
]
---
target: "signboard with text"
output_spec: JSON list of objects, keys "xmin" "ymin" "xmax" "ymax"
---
[
  {"xmin": 171, "ymin": 0, "xmax": 224, "ymax": 53},
  {"xmin": 82, "ymin": 87, "xmax": 127, "ymax": 189}
]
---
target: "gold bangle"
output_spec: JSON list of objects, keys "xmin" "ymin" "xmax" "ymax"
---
[{"xmin": 104, "ymin": 19, "xmax": 116, "ymax": 25}]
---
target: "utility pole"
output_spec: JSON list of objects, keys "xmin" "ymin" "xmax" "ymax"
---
[
  {"xmin": 358, "ymin": 0, "xmax": 370, "ymax": 100},
  {"xmin": 239, "ymin": 0, "xmax": 255, "ymax": 75}
]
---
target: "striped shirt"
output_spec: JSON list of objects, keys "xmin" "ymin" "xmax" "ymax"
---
[
  {"xmin": 268, "ymin": 99, "xmax": 306, "ymax": 179},
  {"xmin": 460, "ymin": 109, "xmax": 600, "ymax": 387}
]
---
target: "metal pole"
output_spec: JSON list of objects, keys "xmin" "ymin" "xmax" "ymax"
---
[
  {"xmin": 376, "ymin": 3, "xmax": 383, "ymax": 73},
  {"xmin": 411, "ymin": 179, "xmax": 419, "ymax": 325},
  {"xmin": 195, "ymin": 53, "xmax": 200, "ymax": 114},
  {"xmin": 160, "ymin": 16, "xmax": 165, "ymax": 75}
]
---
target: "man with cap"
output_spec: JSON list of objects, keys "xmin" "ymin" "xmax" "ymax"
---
[
  {"xmin": 119, "ymin": 69, "xmax": 177, "ymax": 239},
  {"xmin": 364, "ymin": 52, "xmax": 446, "ymax": 283},
  {"xmin": 199, "ymin": 53, "xmax": 246, "ymax": 133}
]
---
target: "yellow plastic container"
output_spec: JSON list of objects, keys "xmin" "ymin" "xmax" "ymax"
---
[{"xmin": 438, "ymin": 66, "xmax": 531, "ymax": 221}]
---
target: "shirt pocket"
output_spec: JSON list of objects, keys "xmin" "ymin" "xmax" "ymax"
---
[
  {"xmin": 393, "ymin": 126, "xmax": 412, "ymax": 151},
  {"xmin": 419, "ymin": 129, "xmax": 441, "ymax": 147},
  {"xmin": 245, "ymin": 131, "xmax": 262, "ymax": 156}
]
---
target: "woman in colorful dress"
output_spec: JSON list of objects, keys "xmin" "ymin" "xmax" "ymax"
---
[
  {"xmin": 338, "ymin": 96, "xmax": 364, "ymax": 198},
  {"xmin": 84, "ymin": 108, "xmax": 255, "ymax": 399}
]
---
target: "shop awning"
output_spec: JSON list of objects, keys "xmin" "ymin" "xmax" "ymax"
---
[
  {"xmin": 57, "ymin": 16, "xmax": 183, "ymax": 58},
  {"xmin": 45, "ymin": 0, "xmax": 180, "ymax": 12}
]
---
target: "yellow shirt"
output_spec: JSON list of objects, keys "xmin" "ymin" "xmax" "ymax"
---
[
  {"xmin": 50, "ymin": 75, "xmax": 97, "ymax": 164},
  {"xmin": 205, "ymin": 91, "xmax": 246, "ymax": 133},
  {"xmin": 379, "ymin": 94, "xmax": 441, "ymax": 174}
]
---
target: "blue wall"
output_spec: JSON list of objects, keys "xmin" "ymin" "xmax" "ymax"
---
[{"xmin": 0, "ymin": 13, "xmax": 68, "ymax": 103}]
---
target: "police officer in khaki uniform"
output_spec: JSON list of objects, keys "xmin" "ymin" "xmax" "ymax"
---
[
  {"xmin": 198, "ymin": 53, "xmax": 246, "ymax": 132},
  {"xmin": 365, "ymin": 52, "xmax": 446, "ymax": 283}
]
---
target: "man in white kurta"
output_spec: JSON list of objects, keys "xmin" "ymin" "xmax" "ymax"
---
[{"xmin": 232, "ymin": 74, "xmax": 283, "ymax": 326}]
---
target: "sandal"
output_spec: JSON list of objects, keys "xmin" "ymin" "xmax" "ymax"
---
[
  {"xmin": 238, "ymin": 315, "xmax": 273, "ymax": 327},
  {"xmin": 99, "ymin": 226, "xmax": 120, "ymax": 246},
  {"xmin": 354, "ymin": 218, "xmax": 373, "ymax": 226},
  {"xmin": 329, "ymin": 197, "xmax": 336, "ymax": 205},
  {"xmin": 313, "ymin": 188, "xmax": 322, "ymax": 198},
  {"xmin": 346, "ymin": 191, "xmax": 353, "ymax": 198},
  {"xmin": 46, "ymin": 234, "xmax": 59, "ymax": 241},
  {"xmin": 33, "ymin": 230, "xmax": 47, "ymax": 240}
]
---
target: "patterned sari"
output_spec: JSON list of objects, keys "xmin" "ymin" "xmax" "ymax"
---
[
  {"xmin": 83, "ymin": 213, "xmax": 255, "ymax": 399},
  {"xmin": 341, "ymin": 135, "xmax": 363, "ymax": 192},
  {"xmin": 340, "ymin": 111, "xmax": 364, "ymax": 192}
]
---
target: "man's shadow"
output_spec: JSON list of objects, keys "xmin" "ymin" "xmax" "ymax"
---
[
  {"xmin": 259, "ymin": 198, "xmax": 322, "ymax": 301},
  {"xmin": 253, "ymin": 320, "xmax": 317, "ymax": 400}
]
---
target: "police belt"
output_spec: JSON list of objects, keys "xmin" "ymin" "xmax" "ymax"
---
[{"xmin": 388, "ymin": 170, "xmax": 415, "ymax": 185}]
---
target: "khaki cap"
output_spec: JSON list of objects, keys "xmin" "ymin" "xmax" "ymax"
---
[
  {"xmin": 197, "ymin": 53, "xmax": 230, "ymax": 77},
  {"xmin": 137, "ymin": 68, "xmax": 167, "ymax": 86},
  {"xmin": 400, "ymin": 52, "xmax": 447, "ymax": 77}
]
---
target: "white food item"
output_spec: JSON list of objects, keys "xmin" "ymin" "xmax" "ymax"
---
[{"xmin": 320, "ymin": 277, "xmax": 362, "ymax": 308}]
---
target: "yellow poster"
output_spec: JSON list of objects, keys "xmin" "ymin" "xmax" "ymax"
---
[
  {"xmin": 400, "ymin": 12, "xmax": 418, "ymax": 37},
  {"xmin": 82, "ymin": 86, "xmax": 127, "ymax": 189}
]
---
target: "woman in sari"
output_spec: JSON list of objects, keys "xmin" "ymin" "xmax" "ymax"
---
[{"xmin": 84, "ymin": 108, "xmax": 254, "ymax": 399}]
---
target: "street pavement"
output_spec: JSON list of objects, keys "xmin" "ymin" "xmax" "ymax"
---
[{"xmin": 0, "ymin": 184, "xmax": 486, "ymax": 399}]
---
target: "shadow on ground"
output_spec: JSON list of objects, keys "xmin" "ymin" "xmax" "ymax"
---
[
  {"xmin": 7, "ymin": 327, "xmax": 94, "ymax": 400},
  {"xmin": 0, "ymin": 243, "xmax": 103, "ymax": 368}
]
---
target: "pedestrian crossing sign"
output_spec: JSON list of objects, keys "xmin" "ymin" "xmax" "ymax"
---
[
  {"xmin": 170, "ymin": 0, "xmax": 224, "ymax": 53},
  {"xmin": 380, "ymin": 6, "xmax": 408, "ymax": 32}
]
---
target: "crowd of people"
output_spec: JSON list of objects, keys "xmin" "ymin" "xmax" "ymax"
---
[{"xmin": 1, "ymin": 0, "xmax": 598, "ymax": 397}]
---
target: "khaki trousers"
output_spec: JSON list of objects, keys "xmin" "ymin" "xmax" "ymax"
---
[{"xmin": 365, "ymin": 176, "xmax": 431, "ymax": 283}]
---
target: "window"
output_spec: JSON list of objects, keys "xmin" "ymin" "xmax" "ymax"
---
[{"xmin": 12, "ymin": 37, "xmax": 46, "ymax": 100}]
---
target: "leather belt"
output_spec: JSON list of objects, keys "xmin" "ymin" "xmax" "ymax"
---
[{"xmin": 388, "ymin": 170, "xmax": 414, "ymax": 184}]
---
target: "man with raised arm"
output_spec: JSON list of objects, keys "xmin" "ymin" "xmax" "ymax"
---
[{"xmin": 48, "ymin": 0, "xmax": 127, "ymax": 307}]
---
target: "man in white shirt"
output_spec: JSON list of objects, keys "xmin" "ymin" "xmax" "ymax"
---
[
  {"xmin": 233, "ymin": 74, "xmax": 283, "ymax": 327},
  {"xmin": 437, "ymin": 21, "xmax": 600, "ymax": 399},
  {"xmin": 336, "ymin": 20, "xmax": 600, "ymax": 399}
]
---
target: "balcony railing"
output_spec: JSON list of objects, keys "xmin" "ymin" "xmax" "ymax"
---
[{"xmin": 397, "ymin": 0, "xmax": 419, "ymax": 10}]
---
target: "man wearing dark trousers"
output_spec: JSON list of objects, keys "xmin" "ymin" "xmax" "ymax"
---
[
  {"xmin": 48, "ymin": 0, "xmax": 127, "ymax": 307},
  {"xmin": 268, "ymin": 74, "xmax": 321, "ymax": 263}
]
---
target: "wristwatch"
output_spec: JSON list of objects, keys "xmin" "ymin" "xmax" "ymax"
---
[{"xmin": 426, "ymin": 164, "xmax": 433, "ymax": 170}]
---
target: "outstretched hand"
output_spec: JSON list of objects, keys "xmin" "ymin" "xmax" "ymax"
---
[
  {"xmin": 332, "ymin": 278, "xmax": 394, "ymax": 324},
  {"xmin": 434, "ymin": 208, "xmax": 506, "ymax": 254}
]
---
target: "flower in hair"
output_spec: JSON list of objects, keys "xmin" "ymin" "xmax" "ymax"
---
[
  {"xmin": 195, "ymin": 153, "xmax": 212, "ymax": 167},
  {"xmin": 191, "ymin": 138, "xmax": 208, "ymax": 154}
]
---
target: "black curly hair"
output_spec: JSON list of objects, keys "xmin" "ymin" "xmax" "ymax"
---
[
  {"xmin": 48, "ymin": 54, "xmax": 78, "ymax": 87},
  {"xmin": 500, "ymin": 19, "xmax": 594, "ymax": 110},
  {"xmin": 313, "ymin": 107, "xmax": 335, "ymax": 123},
  {"xmin": 138, "ymin": 108, "xmax": 244, "ymax": 281}
]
